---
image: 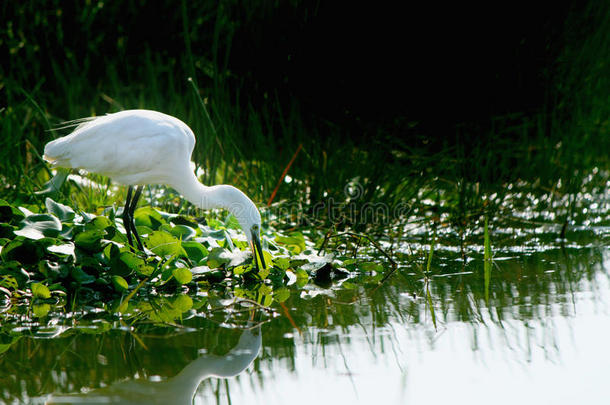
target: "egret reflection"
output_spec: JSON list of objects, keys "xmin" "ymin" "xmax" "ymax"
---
[{"xmin": 39, "ymin": 326, "xmax": 261, "ymax": 405}]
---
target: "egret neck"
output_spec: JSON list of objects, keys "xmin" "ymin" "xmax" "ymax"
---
[{"xmin": 171, "ymin": 171, "xmax": 266, "ymax": 269}]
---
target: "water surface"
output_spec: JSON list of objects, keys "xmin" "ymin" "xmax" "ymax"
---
[{"xmin": 1, "ymin": 239, "xmax": 608, "ymax": 404}]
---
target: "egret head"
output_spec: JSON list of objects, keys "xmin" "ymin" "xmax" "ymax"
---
[{"xmin": 223, "ymin": 187, "xmax": 266, "ymax": 270}]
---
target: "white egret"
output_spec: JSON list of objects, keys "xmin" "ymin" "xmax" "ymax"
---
[{"xmin": 43, "ymin": 109, "xmax": 266, "ymax": 268}]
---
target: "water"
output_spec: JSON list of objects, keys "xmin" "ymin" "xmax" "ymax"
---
[{"xmin": 1, "ymin": 241, "xmax": 608, "ymax": 404}]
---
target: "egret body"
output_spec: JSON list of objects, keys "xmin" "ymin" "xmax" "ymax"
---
[{"xmin": 43, "ymin": 109, "xmax": 265, "ymax": 267}]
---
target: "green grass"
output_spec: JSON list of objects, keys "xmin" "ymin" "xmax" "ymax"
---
[{"xmin": 0, "ymin": 0, "xmax": 609, "ymax": 330}]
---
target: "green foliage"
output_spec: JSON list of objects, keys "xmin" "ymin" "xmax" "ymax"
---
[{"xmin": 0, "ymin": 198, "xmax": 369, "ymax": 313}]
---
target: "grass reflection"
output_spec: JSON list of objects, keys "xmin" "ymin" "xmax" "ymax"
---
[{"xmin": 0, "ymin": 245, "xmax": 607, "ymax": 403}]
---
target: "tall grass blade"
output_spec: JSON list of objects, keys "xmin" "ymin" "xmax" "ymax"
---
[
  {"xmin": 426, "ymin": 228, "xmax": 436, "ymax": 274},
  {"xmin": 484, "ymin": 217, "xmax": 492, "ymax": 303}
]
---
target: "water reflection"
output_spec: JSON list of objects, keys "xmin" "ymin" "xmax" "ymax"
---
[
  {"xmin": 40, "ymin": 325, "xmax": 261, "ymax": 404},
  {"xmin": 0, "ymin": 246, "xmax": 608, "ymax": 404}
]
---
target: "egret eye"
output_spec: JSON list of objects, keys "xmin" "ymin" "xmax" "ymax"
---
[{"xmin": 252, "ymin": 224, "xmax": 259, "ymax": 232}]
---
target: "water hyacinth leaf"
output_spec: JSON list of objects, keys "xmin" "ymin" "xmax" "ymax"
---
[
  {"xmin": 134, "ymin": 207, "xmax": 165, "ymax": 229},
  {"xmin": 207, "ymin": 247, "xmax": 248, "ymax": 268},
  {"xmin": 0, "ymin": 275, "xmax": 19, "ymax": 291},
  {"xmin": 207, "ymin": 247, "xmax": 229, "ymax": 268},
  {"xmin": 33, "ymin": 304, "xmax": 51, "ymax": 318},
  {"xmin": 232, "ymin": 265, "xmax": 249, "ymax": 275},
  {"xmin": 172, "ymin": 267, "xmax": 193, "ymax": 285},
  {"xmin": 110, "ymin": 251, "xmax": 151, "ymax": 277},
  {"xmin": 224, "ymin": 214, "xmax": 240, "ymax": 230},
  {"xmin": 273, "ymin": 287, "xmax": 291, "ymax": 303},
  {"xmin": 74, "ymin": 229, "xmax": 106, "ymax": 252},
  {"xmin": 14, "ymin": 214, "xmax": 62, "ymax": 240},
  {"xmin": 173, "ymin": 294, "xmax": 193, "ymax": 312},
  {"xmin": 1, "ymin": 239, "xmax": 44, "ymax": 265},
  {"xmin": 35, "ymin": 168, "xmax": 69, "ymax": 195},
  {"xmin": 341, "ymin": 281, "xmax": 358, "ymax": 289},
  {"xmin": 274, "ymin": 232, "xmax": 306, "ymax": 254},
  {"xmin": 45, "ymin": 198, "xmax": 75, "ymax": 222},
  {"xmin": 134, "ymin": 225, "xmax": 154, "ymax": 238},
  {"xmin": 358, "ymin": 261, "xmax": 384, "ymax": 272},
  {"xmin": 38, "ymin": 260, "xmax": 70, "ymax": 280},
  {"xmin": 274, "ymin": 257, "xmax": 291, "ymax": 270},
  {"xmin": 0, "ymin": 200, "xmax": 25, "ymax": 224},
  {"xmin": 0, "ymin": 223, "xmax": 15, "ymax": 239},
  {"xmin": 112, "ymin": 275, "xmax": 129, "ymax": 292},
  {"xmin": 256, "ymin": 284, "xmax": 273, "ymax": 306},
  {"xmin": 262, "ymin": 250, "xmax": 274, "ymax": 268},
  {"xmin": 31, "ymin": 282, "xmax": 51, "ymax": 299},
  {"xmin": 146, "ymin": 230, "xmax": 186, "ymax": 257},
  {"xmin": 104, "ymin": 243, "xmax": 120, "ymax": 261},
  {"xmin": 182, "ymin": 241, "xmax": 209, "ymax": 263},
  {"xmin": 289, "ymin": 258, "xmax": 309, "ymax": 268},
  {"xmin": 170, "ymin": 215, "xmax": 200, "ymax": 229},
  {"xmin": 47, "ymin": 242, "xmax": 75, "ymax": 256},
  {"xmin": 70, "ymin": 267, "xmax": 96, "ymax": 284},
  {"xmin": 89, "ymin": 216, "xmax": 113, "ymax": 230},
  {"xmin": 0, "ymin": 336, "xmax": 21, "ymax": 355},
  {"xmin": 294, "ymin": 268, "xmax": 309, "ymax": 287},
  {"xmin": 167, "ymin": 224, "xmax": 197, "ymax": 241}
]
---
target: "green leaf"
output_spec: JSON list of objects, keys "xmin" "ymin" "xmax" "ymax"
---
[
  {"xmin": 74, "ymin": 229, "xmax": 106, "ymax": 252},
  {"xmin": 168, "ymin": 224, "xmax": 197, "ymax": 241},
  {"xmin": 182, "ymin": 241, "xmax": 209, "ymax": 263},
  {"xmin": 172, "ymin": 294, "xmax": 193, "ymax": 312},
  {"xmin": 0, "ymin": 223, "xmax": 15, "ymax": 239},
  {"xmin": 0, "ymin": 275, "xmax": 19, "ymax": 291},
  {"xmin": 33, "ymin": 304, "xmax": 51, "ymax": 318},
  {"xmin": 35, "ymin": 168, "xmax": 69, "ymax": 195},
  {"xmin": 70, "ymin": 267, "xmax": 96, "ymax": 284},
  {"xmin": 358, "ymin": 261, "xmax": 383, "ymax": 272},
  {"xmin": 112, "ymin": 275, "xmax": 129, "ymax": 292},
  {"xmin": 295, "ymin": 268, "xmax": 309, "ymax": 287},
  {"xmin": 89, "ymin": 216, "xmax": 113, "ymax": 230},
  {"xmin": 110, "ymin": 251, "xmax": 151, "ymax": 277},
  {"xmin": 0, "ymin": 336, "xmax": 21, "ymax": 355},
  {"xmin": 274, "ymin": 257, "xmax": 291, "ymax": 270},
  {"xmin": 232, "ymin": 265, "xmax": 250, "ymax": 275},
  {"xmin": 146, "ymin": 230, "xmax": 185, "ymax": 257},
  {"xmin": 104, "ymin": 243, "xmax": 120, "ymax": 261},
  {"xmin": 31, "ymin": 282, "xmax": 51, "ymax": 299},
  {"xmin": 224, "ymin": 214, "xmax": 241, "ymax": 230},
  {"xmin": 1, "ymin": 239, "xmax": 44, "ymax": 265},
  {"xmin": 14, "ymin": 214, "xmax": 62, "ymax": 240},
  {"xmin": 207, "ymin": 247, "xmax": 233, "ymax": 268},
  {"xmin": 0, "ymin": 199, "xmax": 25, "ymax": 224},
  {"xmin": 273, "ymin": 287, "xmax": 291, "ymax": 303},
  {"xmin": 38, "ymin": 260, "xmax": 70, "ymax": 280},
  {"xmin": 45, "ymin": 198, "xmax": 75, "ymax": 222},
  {"xmin": 134, "ymin": 207, "xmax": 165, "ymax": 229},
  {"xmin": 172, "ymin": 267, "xmax": 193, "ymax": 285},
  {"xmin": 274, "ymin": 232, "xmax": 306, "ymax": 254},
  {"xmin": 47, "ymin": 242, "xmax": 75, "ymax": 256},
  {"xmin": 256, "ymin": 284, "xmax": 273, "ymax": 306}
]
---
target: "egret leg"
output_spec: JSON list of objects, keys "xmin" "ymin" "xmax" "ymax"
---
[
  {"xmin": 122, "ymin": 186, "xmax": 135, "ymax": 251},
  {"xmin": 128, "ymin": 186, "xmax": 145, "ymax": 251}
]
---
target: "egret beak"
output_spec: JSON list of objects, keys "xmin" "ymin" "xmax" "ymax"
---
[{"xmin": 251, "ymin": 231, "xmax": 267, "ymax": 270}]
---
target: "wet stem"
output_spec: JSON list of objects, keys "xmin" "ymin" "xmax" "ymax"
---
[{"xmin": 425, "ymin": 228, "xmax": 437, "ymax": 329}]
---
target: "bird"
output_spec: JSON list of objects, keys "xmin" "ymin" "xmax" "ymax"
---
[{"xmin": 43, "ymin": 109, "xmax": 266, "ymax": 269}]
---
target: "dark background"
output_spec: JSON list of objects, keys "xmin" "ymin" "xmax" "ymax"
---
[{"xmin": 1, "ymin": 1, "xmax": 582, "ymax": 137}]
